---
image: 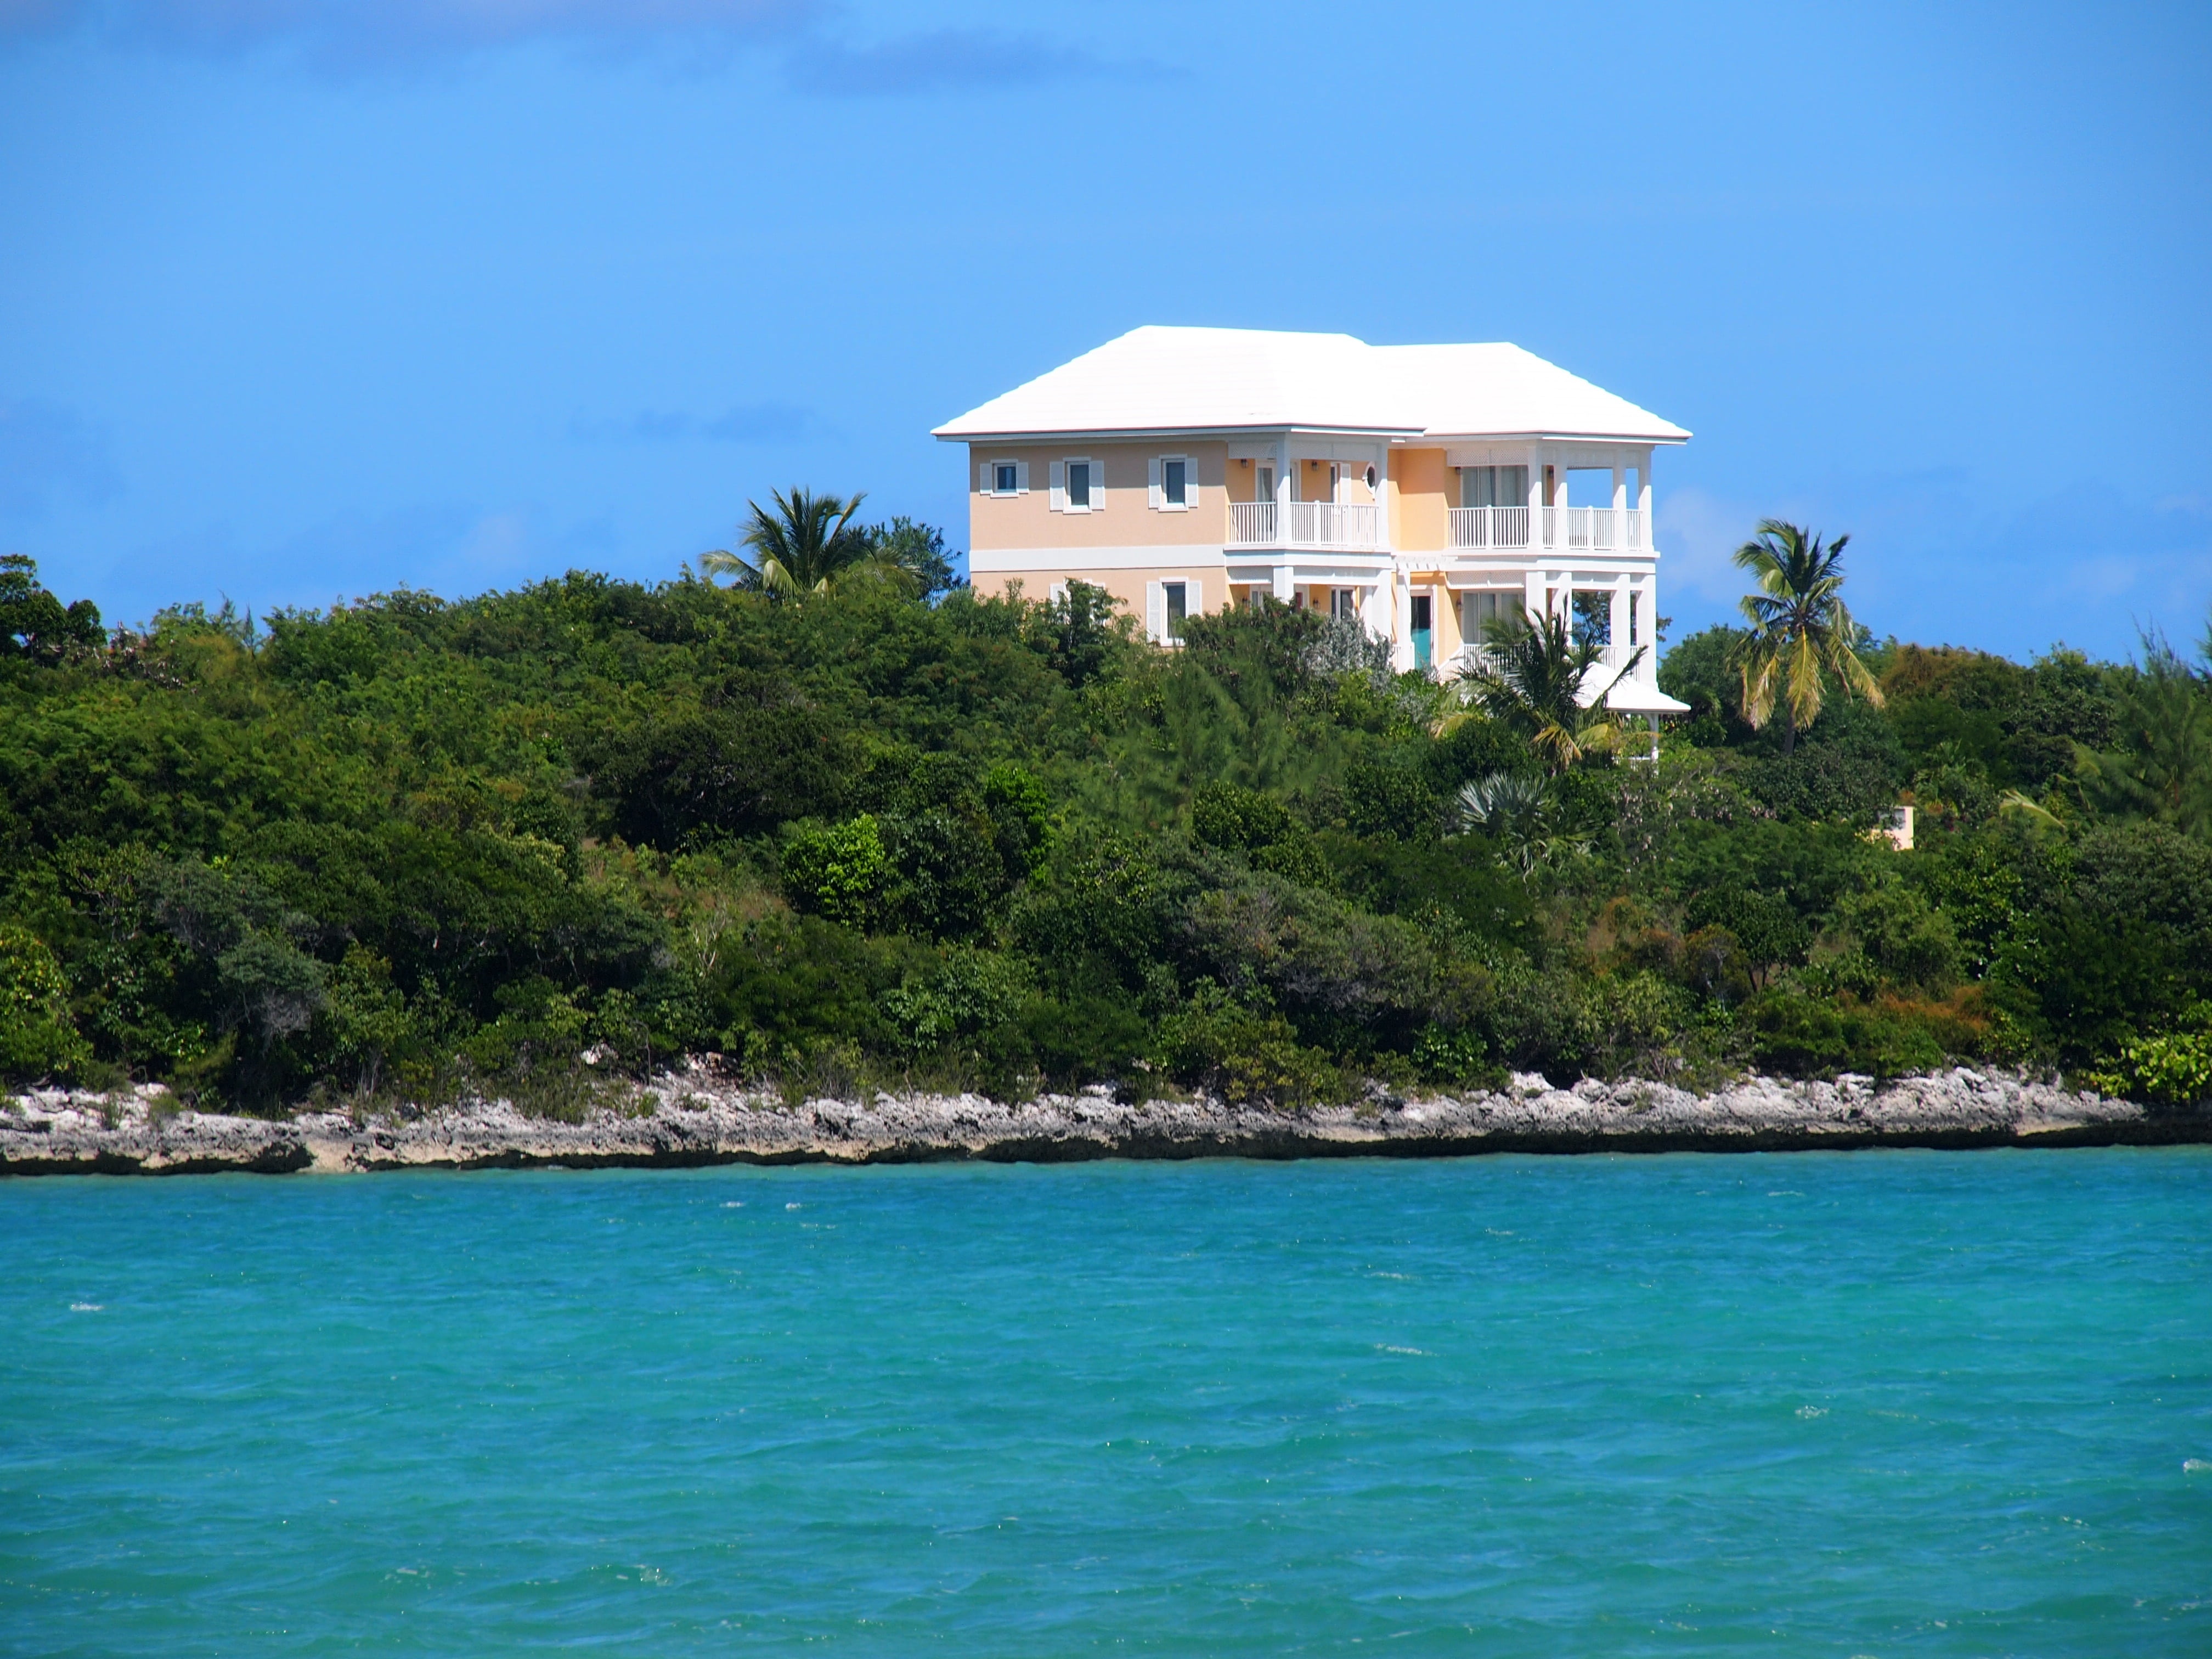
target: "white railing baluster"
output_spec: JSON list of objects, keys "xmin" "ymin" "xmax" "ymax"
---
[{"xmin": 1228, "ymin": 497, "xmax": 1383, "ymax": 550}]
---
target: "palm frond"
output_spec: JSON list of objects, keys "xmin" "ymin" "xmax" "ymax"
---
[{"xmin": 1727, "ymin": 520, "xmax": 1879, "ymax": 747}]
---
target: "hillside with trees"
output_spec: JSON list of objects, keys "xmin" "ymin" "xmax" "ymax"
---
[{"xmin": 2, "ymin": 504, "xmax": 2208, "ymax": 1115}]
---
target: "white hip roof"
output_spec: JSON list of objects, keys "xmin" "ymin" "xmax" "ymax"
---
[{"xmin": 934, "ymin": 326, "xmax": 1690, "ymax": 445}]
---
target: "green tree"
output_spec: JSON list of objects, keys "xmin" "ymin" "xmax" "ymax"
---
[
  {"xmin": 781, "ymin": 816, "xmax": 890, "ymax": 927},
  {"xmin": 2075, "ymin": 628, "xmax": 2211, "ymax": 838},
  {"xmin": 0, "ymin": 927, "xmax": 90, "ymax": 1082},
  {"xmin": 863, "ymin": 516, "xmax": 961, "ymax": 601},
  {"xmin": 702, "ymin": 488, "xmax": 896, "ymax": 600},
  {"xmin": 1731, "ymin": 520, "xmax": 1883, "ymax": 754},
  {"xmin": 0, "ymin": 554, "xmax": 103, "ymax": 664}
]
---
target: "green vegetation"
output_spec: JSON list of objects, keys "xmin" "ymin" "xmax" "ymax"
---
[{"xmin": 2, "ymin": 513, "xmax": 2208, "ymax": 1114}]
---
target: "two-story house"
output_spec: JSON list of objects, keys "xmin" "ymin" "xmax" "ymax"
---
[{"xmin": 934, "ymin": 326, "xmax": 1690, "ymax": 712}]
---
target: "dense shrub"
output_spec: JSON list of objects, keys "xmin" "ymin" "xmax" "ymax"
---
[{"xmin": 0, "ymin": 549, "xmax": 2203, "ymax": 1106}]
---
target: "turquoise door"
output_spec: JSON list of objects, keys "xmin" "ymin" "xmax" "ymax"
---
[{"xmin": 1410, "ymin": 595, "xmax": 1432, "ymax": 670}]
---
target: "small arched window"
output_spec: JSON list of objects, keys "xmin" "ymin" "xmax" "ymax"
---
[{"xmin": 1364, "ymin": 465, "xmax": 1378, "ymax": 490}]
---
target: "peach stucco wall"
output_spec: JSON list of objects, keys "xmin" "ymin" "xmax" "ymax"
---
[
  {"xmin": 974, "ymin": 566, "xmax": 1214, "ymax": 625},
  {"xmin": 968, "ymin": 442, "xmax": 1228, "ymax": 550},
  {"xmin": 1390, "ymin": 448, "xmax": 1449, "ymax": 552}
]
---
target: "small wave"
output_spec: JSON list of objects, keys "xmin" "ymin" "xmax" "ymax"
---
[
  {"xmin": 721, "ymin": 1201, "xmax": 743, "ymax": 1209},
  {"xmin": 2186, "ymin": 1458, "xmax": 2211, "ymax": 1473},
  {"xmin": 785, "ymin": 1202, "xmax": 802, "ymax": 1211},
  {"xmin": 1795, "ymin": 1406, "xmax": 1827, "ymax": 1419},
  {"xmin": 1375, "ymin": 1344, "xmax": 1431, "ymax": 1356},
  {"xmin": 69, "ymin": 1302, "xmax": 102, "ymax": 1312}
]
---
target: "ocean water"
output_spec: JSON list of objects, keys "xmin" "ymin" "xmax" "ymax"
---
[{"xmin": 2, "ymin": 1151, "xmax": 2208, "ymax": 1656}]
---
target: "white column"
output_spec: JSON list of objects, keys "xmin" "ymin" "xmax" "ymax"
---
[
  {"xmin": 1523, "ymin": 566, "xmax": 1545, "ymax": 627},
  {"xmin": 1375, "ymin": 442, "xmax": 1391, "ymax": 550},
  {"xmin": 1610, "ymin": 574, "xmax": 1630, "ymax": 673},
  {"xmin": 1612, "ymin": 460, "xmax": 1627, "ymax": 551},
  {"xmin": 1527, "ymin": 443, "xmax": 1545, "ymax": 554},
  {"xmin": 1271, "ymin": 564, "xmax": 1294, "ymax": 603},
  {"xmin": 1640, "ymin": 572, "xmax": 1660, "ymax": 682},
  {"xmin": 1639, "ymin": 450, "xmax": 1654, "ymax": 551},
  {"xmin": 1392, "ymin": 568, "xmax": 1414, "ymax": 672}
]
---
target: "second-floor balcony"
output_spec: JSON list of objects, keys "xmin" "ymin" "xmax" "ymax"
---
[
  {"xmin": 1449, "ymin": 505, "xmax": 1646, "ymax": 552},
  {"xmin": 1226, "ymin": 499, "xmax": 1387, "ymax": 551},
  {"xmin": 1224, "ymin": 500, "xmax": 1651, "ymax": 556}
]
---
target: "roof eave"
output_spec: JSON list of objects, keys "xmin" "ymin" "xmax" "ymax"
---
[
  {"xmin": 933, "ymin": 421, "xmax": 1428, "ymax": 444},
  {"xmin": 1413, "ymin": 429, "xmax": 1692, "ymax": 447}
]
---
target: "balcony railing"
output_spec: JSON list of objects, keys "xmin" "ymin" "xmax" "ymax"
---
[
  {"xmin": 1448, "ymin": 505, "xmax": 1530, "ymax": 549},
  {"xmin": 1457, "ymin": 638, "xmax": 1640, "ymax": 679},
  {"xmin": 1451, "ymin": 505, "xmax": 1646, "ymax": 552},
  {"xmin": 1226, "ymin": 500, "xmax": 1648, "ymax": 555},
  {"xmin": 1227, "ymin": 499, "xmax": 1386, "ymax": 550},
  {"xmin": 1543, "ymin": 506, "xmax": 1646, "ymax": 551}
]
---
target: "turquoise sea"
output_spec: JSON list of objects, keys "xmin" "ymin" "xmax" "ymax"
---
[{"xmin": 3, "ymin": 1150, "xmax": 2208, "ymax": 1655}]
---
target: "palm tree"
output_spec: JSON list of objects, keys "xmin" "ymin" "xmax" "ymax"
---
[
  {"xmin": 1454, "ymin": 771, "xmax": 1589, "ymax": 877},
  {"xmin": 702, "ymin": 488, "xmax": 894, "ymax": 600},
  {"xmin": 1458, "ymin": 608, "xmax": 1644, "ymax": 772},
  {"xmin": 1731, "ymin": 520, "xmax": 1882, "ymax": 754}
]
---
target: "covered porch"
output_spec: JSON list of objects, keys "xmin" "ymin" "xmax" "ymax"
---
[
  {"xmin": 1223, "ymin": 436, "xmax": 1393, "ymax": 552},
  {"xmin": 1400, "ymin": 559, "xmax": 1671, "ymax": 692}
]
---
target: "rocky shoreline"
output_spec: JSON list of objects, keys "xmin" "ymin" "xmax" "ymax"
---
[{"xmin": 3, "ymin": 1065, "xmax": 2205, "ymax": 1176}]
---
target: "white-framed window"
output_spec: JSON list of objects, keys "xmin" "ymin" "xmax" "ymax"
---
[
  {"xmin": 1329, "ymin": 588, "xmax": 1356, "ymax": 622},
  {"xmin": 1051, "ymin": 458, "xmax": 1101, "ymax": 513},
  {"xmin": 1460, "ymin": 589, "xmax": 1520, "ymax": 647},
  {"xmin": 1459, "ymin": 465, "xmax": 1530, "ymax": 509},
  {"xmin": 1148, "ymin": 455, "xmax": 1192, "ymax": 511},
  {"xmin": 1146, "ymin": 577, "xmax": 1198, "ymax": 644},
  {"xmin": 980, "ymin": 459, "xmax": 1028, "ymax": 497}
]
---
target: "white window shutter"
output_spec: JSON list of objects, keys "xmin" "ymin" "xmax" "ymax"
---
[
  {"xmin": 1146, "ymin": 581, "xmax": 1165, "ymax": 644},
  {"xmin": 1091, "ymin": 455, "xmax": 1104, "ymax": 512},
  {"xmin": 1148, "ymin": 456, "xmax": 1162, "ymax": 510},
  {"xmin": 978, "ymin": 461, "xmax": 992, "ymax": 494},
  {"xmin": 1014, "ymin": 460, "xmax": 1029, "ymax": 494},
  {"xmin": 1049, "ymin": 460, "xmax": 1065, "ymax": 512}
]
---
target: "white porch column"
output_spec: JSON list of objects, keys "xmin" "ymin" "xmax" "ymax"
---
[
  {"xmin": 1640, "ymin": 572, "xmax": 1661, "ymax": 682},
  {"xmin": 1609, "ymin": 574, "xmax": 1631, "ymax": 674},
  {"xmin": 1639, "ymin": 450, "xmax": 1654, "ymax": 551},
  {"xmin": 1523, "ymin": 566, "xmax": 1545, "ymax": 627},
  {"xmin": 1392, "ymin": 568, "xmax": 1414, "ymax": 673},
  {"xmin": 1612, "ymin": 460, "xmax": 1627, "ymax": 551},
  {"xmin": 1527, "ymin": 443, "xmax": 1544, "ymax": 552},
  {"xmin": 1375, "ymin": 441, "xmax": 1391, "ymax": 550},
  {"xmin": 1271, "ymin": 564, "xmax": 1294, "ymax": 603}
]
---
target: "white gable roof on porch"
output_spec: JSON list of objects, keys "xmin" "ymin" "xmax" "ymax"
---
[{"xmin": 934, "ymin": 326, "xmax": 1690, "ymax": 444}]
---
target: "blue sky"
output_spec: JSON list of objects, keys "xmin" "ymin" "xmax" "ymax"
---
[{"xmin": 1, "ymin": 0, "xmax": 2207, "ymax": 661}]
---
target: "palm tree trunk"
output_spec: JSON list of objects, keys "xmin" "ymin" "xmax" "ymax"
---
[{"xmin": 1780, "ymin": 702, "xmax": 1797, "ymax": 757}]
